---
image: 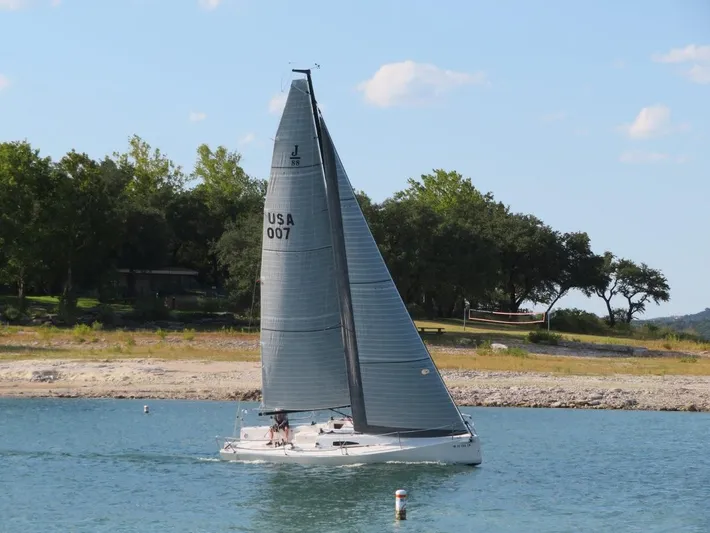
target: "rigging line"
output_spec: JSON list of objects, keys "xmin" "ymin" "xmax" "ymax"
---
[{"xmin": 329, "ymin": 408, "xmax": 352, "ymax": 419}]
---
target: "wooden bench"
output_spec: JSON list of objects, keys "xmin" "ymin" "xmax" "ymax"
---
[{"xmin": 417, "ymin": 326, "xmax": 446, "ymax": 335}]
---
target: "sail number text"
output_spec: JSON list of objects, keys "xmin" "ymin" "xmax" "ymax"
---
[{"xmin": 266, "ymin": 212, "xmax": 295, "ymax": 240}]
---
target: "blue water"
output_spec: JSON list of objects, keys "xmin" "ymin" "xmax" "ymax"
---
[{"xmin": 1, "ymin": 399, "xmax": 709, "ymax": 532}]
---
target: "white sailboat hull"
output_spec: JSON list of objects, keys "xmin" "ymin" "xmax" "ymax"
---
[{"xmin": 218, "ymin": 419, "xmax": 482, "ymax": 466}]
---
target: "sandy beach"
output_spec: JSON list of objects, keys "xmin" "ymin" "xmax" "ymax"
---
[{"xmin": 1, "ymin": 358, "xmax": 708, "ymax": 412}]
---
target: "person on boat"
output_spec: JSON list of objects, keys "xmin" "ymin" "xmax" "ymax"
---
[{"xmin": 267, "ymin": 411, "xmax": 290, "ymax": 445}]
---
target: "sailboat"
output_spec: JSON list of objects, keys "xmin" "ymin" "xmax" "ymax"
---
[{"xmin": 218, "ymin": 69, "xmax": 482, "ymax": 465}]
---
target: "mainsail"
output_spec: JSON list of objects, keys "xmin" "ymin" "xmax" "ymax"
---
[{"xmin": 259, "ymin": 79, "xmax": 350, "ymax": 412}]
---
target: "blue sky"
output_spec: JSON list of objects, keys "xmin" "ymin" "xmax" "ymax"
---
[{"xmin": 1, "ymin": 0, "xmax": 708, "ymax": 319}]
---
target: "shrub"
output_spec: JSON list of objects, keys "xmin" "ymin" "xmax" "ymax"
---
[
  {"xmin": 2, "ymin": 305, "xmax": 23, "ymax": 323},
  {"xmin": 182, "ymin": 328, "xmax": 196, "ymax": 341},
  {"xmin": 505, "ymin": 347, "xmax": 530, "ymax": 358},
  {"xmin": 527, "ymin": 330, "xmax": 562, "ymax": 345},
  {"xmin": 72, "ymin": 324, "xmax": 92, "ymax": 342},
  {"xmin": 549, "ymin": 308, "xmax": 608, "ymax": 335}
]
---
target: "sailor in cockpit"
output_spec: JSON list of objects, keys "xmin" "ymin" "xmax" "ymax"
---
[{"xmin": 267, "ymin": 411, "xmax": 290, "ymax": 445}]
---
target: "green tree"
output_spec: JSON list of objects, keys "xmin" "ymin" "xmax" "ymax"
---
[
  {"xmin": 0, "ymin": 141, "xmax": 55, "ymax": 306},
  {"xmin": 119, "ymin": 207, "xmax": 171, "ymax": 296},
  {"xmin": 491, "ymin": 212, "xmax": 563, "ymax": 312},
  {"xmin": 537, "ymin": 232, "xmax": 606, "ymax": 314},
  {"xmin": 179, "ymin": 144, "xmax": 266, "ymax": 292},
  {"xmin": 616, "ymin": 261, "xmax": 670, "ymax": 323},
  {"xmin": 50, "ymin": 152, "xmax": 129, "ymax": 306},
  {"xmin": 114, "ymin": 134, "xmax": 185, "ymax": 208},
  {"xmin": 215, "ymin": 211, "xmax": 263, "ymax": 308},
  {"xmin": 192, "ymin": 144, "xmax": 263, "ymax": 218},
  {"xmin": 386, "ymin": 170, "xmax": 501, "ymax": 317},
  {"xmin": 586, "ymin": 252, "xmax": 620, "ymax": 326}
]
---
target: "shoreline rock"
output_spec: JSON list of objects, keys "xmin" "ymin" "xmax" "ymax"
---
[{"xmin": 1, "ymin": 359, "xmax": 708, "ymax": 413}]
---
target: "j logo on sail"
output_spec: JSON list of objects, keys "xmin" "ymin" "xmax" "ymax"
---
[{"xmin": 290, "ymin": 145, "xmax": 301, "ymax": 166}]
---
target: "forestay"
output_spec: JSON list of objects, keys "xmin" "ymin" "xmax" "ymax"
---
[
  {"xmin": 321, "ymin": 120, "xmax": 468, "ymax": 437},
  {"xmin": 259, "ymin": 80, "xmax": 350, "ymax": 412}
]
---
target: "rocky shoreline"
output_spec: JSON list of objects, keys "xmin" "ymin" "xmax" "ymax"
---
[{"xmin": 1, "ymin": 359, "xmax": 708, "ymax": 413}]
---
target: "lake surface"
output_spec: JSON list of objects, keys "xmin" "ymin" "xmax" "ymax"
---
[{"xmin": 1, "ymin": 399, "xmax": 709, "ymax": 532}]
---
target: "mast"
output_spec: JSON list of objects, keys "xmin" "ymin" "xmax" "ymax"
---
[{"xmin": 292, "ymin": 68, "xmax": 368, "ymax": 431}]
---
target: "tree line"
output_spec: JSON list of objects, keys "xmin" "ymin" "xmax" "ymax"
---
[{"xmin": 0, "ymin": 138, "xmax": 670, "ymax": 327}]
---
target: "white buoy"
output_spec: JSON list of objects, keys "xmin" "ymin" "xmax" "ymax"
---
[
  {"xmin": 395, "ymin": 489, "xmax": 407, "ymax": 520},
  {"xmin": 144, "ymin": 405, "xmax": 149, "ymax": 414}
]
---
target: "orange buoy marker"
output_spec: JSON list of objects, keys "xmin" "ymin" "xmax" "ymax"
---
[{"xmin": 395, "ymin": 489, "xmax": 407, "ymax": 520}]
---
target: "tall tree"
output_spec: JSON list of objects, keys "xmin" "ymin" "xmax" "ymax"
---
[
  {"xmin": 192, "ymin": 144, "xmax": 263, "ymax": 219},
  {"xmin": 215, "ymin": 211, "xmax": 263, "ymax": 308},
  {"xmin": 49, "ymin": 152, "xmax": 129, "ymax": 305},
  {"xmin": 586, "ymin": 252, "xmax": 620, "ymax": 326},
  {"xmin": 0, "ymin": 141, "xmax": 55, "ymax": 306},
  {"xmin": 179, "ymin": 144, "xmax": 266, "ymax": 291},
  {"xmin": 388, "ymin": 170, "xmax": 501, "ymax": 316},
  {"xmin": 491, "ymin": 212, "xmax": 563, "ymax": 312},
  {"xmin": 537, "ymin": 232, "xmax": 606, "ymax": 314},
  {"xmin": 114, "ymin": 134, "xmax": 185, "ymax": 209},
  {"xmin": 616, "ymin": 261, "xmax": 670, "ymax": 323}
]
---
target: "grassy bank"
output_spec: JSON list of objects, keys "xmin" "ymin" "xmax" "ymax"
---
[
  {"xmin": 1, "ymin": 323, "xmax": 709, "ymax": 377},
  {"xmin": 416, "ymin": 319, "xmax": 710, "ymax": 353}
]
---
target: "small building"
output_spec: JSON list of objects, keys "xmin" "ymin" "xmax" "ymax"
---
[{"xmin": 116, "ymin": 267, "xmax": 200, "ymax": 296}]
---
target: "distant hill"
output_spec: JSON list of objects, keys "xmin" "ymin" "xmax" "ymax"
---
[{"xmin": 642, "ymin": 308, "xmax": 710, "ymax": 340}]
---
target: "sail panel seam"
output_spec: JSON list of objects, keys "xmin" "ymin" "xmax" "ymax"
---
[
  {"xmin": 351, "ymin": 279, "xmax": 390, "ymax": 285},
  {"xmin": 271, "ymin": 163, "xmax": 321, "ymax": 170},
  {"xmin": 359, "ymin": 357, "xmax": 431, "ymax": 365},
  {"xmin": 261, "ymin": 323, "xmax": 342, "ymax": 333},
  {"xmin": 263, "ymin": 245, "xmax": 332, "ymax": 253}
]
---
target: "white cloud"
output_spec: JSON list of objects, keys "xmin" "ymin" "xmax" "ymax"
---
[
  {"xmin": 268, "ymin": 92, "xmax": 287, "ymax": 114},
  {"xmin": 198, "ymin": 0, "xmax": 221, "ymax": 10},
  {"xmin": 356, "ymin": 60, "xmax": 487, "ymax": 108},
  {"xmin": 0, "ymin": 0, "xmax": 28, "ymax": 9},
  {"xmin": 238, "ymin": 132, "xmax": 255, "ymax": 145},
  {"xmin": 687, "ymin": 64, "xmax": 710, "ymax": 85},
  {"xmin": 188, "ymin": 111, "xmax": 207, "ymax": 122},
  {"xmin": 652, "ymin": 44, "xmax": 710, "ymax": 64},
  {"xmin": 541, "ymin": 111, "xmax": 566, "ymax": 122},
  {"xmin": 619, "ymin": 151, "xmax": 670, "ymax": 164},
  {"xmin": 0, "ymin": 74, "xmax": 9, "ymax": 91},
  {"xmin": 652, "ymin": 44, "xmax": 710, "ymax": 85},
  {"xmin": 620, "ymin": 104, "xmax": 676, "ymax": 140},
  {"xmin": 612, "ymin": 58, "xmax": 627, "ymax": 69},
  {"xmin": 1, "ymin": 0, "xmax": 62, "ymax": 9}
]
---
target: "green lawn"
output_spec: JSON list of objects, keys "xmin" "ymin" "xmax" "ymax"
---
[{"xmin": 2, "ymin": 295, "xmax": 708, "ymax": 354}]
